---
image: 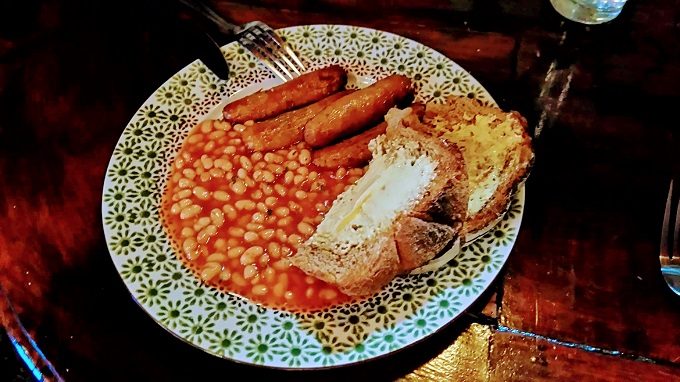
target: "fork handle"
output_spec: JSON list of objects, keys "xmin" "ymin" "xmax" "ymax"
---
[{"xmin": 178, "ymin": 0, "xmax": 239, "ymax": 37}]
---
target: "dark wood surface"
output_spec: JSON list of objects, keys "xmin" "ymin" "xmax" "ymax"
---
[{"xmin": 1, "ymin": 0, "xmax": 679, "ymax": 380}]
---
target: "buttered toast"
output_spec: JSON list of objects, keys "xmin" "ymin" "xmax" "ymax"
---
[
  {"xmin": 291, "ymin": 109, "xmax": 468, "ymax": 296},
  {"xmin": 292, "ymin": 96, "xmax": 533, "ymax": 296},
  {"xmin": 423, "ymin": 97, "xmax": 533, "ymax": 238}
]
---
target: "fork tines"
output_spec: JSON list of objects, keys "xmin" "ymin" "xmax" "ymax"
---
[
  {"xmin": 237, "ymin": 22, "xmax": 306, "ymax": 81},
  {"xmin": 660, "ymin": 178, "xmax": 680, "ymax": 296},
  {"xmin": 661, "ymin": 179, "xmax": 680, "ymax": 265}
]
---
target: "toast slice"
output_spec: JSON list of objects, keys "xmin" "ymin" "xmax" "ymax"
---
[
  {"xmin": 423, "ymin": 97, "xmax": 533, "ymax": 239},
  {"xmin": 291, "ymin": 108, "xmax": 468, "ymax": 296}
]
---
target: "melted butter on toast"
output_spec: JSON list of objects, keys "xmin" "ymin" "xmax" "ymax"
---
[
  {"xmin": 430, "ymin": 113, "xmax": 523, "ymax": 215},
  {"xmin": 317, "ymin": 137, "xmax": 436, "ymax": 246}
]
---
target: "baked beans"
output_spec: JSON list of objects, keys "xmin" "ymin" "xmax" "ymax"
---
[{"xmin": 162, "ymin": 118, "xmax": 365, "ymax": 310}]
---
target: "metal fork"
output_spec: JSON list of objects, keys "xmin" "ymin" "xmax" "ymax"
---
[
  {"xmin": 236, "ymin": 21, "xmax": 306, "ymax": 81},
  {"xmin": 660, "ymin": 178, "xmax": 680, "ymax": 296},
  {"xmin": 179, "ymin": 0, "xmax": 306, "ymax": 81}
]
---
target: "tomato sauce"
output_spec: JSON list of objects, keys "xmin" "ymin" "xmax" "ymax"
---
[{"xmin": 162, "ymin": 119, "xmax": 364, "ymax": 310}]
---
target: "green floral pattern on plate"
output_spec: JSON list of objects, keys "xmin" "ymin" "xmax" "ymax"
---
[{"xmin": 102, "ymin": 25, "xmax": 525, "ymax": 368}]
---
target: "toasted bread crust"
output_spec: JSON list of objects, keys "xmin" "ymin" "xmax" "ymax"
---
[
  {"xmin": 337, "ymin": 233, "xmax": 401, "ymax": 296},
  {"xmin": 291, "ymin": 228, "xmax": 401, "ymax": 296},
  {"xmin": 385, "ymin": 113, "xmax": 467, "ymax": 270},
  {"xmin": 386, "ymin": 108, "xmax": 469, "ymax": 232},
  {"xmin": 292, "ymin": 99, "xmax": 532, "ymax": 297},
  {"xmin": 424, "ymin": 97, "xmax": 533, "ymax": 237},
  {"xmin": 293, "ymin": 110, "xmax": 468, "ymax": 296},
  {"xmin": 394, "ymin": 216, "xmax": 455, "ymax": 271},
  {"xmin": 464, "ymin": 119, "xmax": 533, "ymax": 234}
]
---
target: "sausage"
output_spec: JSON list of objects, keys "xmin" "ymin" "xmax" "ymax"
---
[
  {"xmin": 312, "ymin": 121, "xmax": 387, "ymax": 168},
  {"xmin": 312, "ymin": 103, "xmax": 425, "ymax": 169},
  {"xmin": 410, "ymin": 102, "xmax": 425, "ymax": 119},
  {"xmin": 242, "ymin": 90, "xmax": 353, "ymax": 152},
  {"xmin": 303, "ymin": 75, "xmax": 412, "ymax": 148},
  {"xmin": 223, "ymin": 65, "xmax": 347, "ymax": 124}
]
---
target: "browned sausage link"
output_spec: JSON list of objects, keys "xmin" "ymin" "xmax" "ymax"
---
[
  {"xmin": 242, "ymin": 90, "xmax": 354, "ymax": 152},
  {"xmin": 410, "ymin": 102, "xmax": 426, "ymax": 119},
  {"xmin": 223, "ymin": 65, "xmax": 347, "ymax": 123},
  {"xmin": 312, "ymin": 121, "xmax": 387, "ymax": 169},
  {"xmin": 303, "ymin": 75, "xmax": 413, "ymax": 148},
  {"xmin": 311, "ymin": 102, "xmax": 424, "ymax": 168}
]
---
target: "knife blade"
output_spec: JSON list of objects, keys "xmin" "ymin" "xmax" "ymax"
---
[{"xmin": 176, "ymin": 0, "xmax": 234, "ymax": 81}]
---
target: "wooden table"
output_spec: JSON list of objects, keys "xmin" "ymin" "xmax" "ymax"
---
[{"xmin": 1, "ymin": 0, "xmax": 679, "ymax": 380}]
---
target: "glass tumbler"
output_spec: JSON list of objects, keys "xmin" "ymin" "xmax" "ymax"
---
[{"xmin": 550, "ymin": 0, "xmax": 628, "ymax": 24}]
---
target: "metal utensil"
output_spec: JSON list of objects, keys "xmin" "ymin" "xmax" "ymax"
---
[
  {"xmin": 660, "ymin": 178, "xmax": 680, "ymax": 296},
  {"xmin": 235, "ymin": 21, "xmax": 307, "ymax": 81},
  {"xmin": 179, "ymin": 17, "xmax": 231, "ymax": 81},
  {"xmin": 179, "ymin": 0, "xmax": 306, "ymax": 81}
]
